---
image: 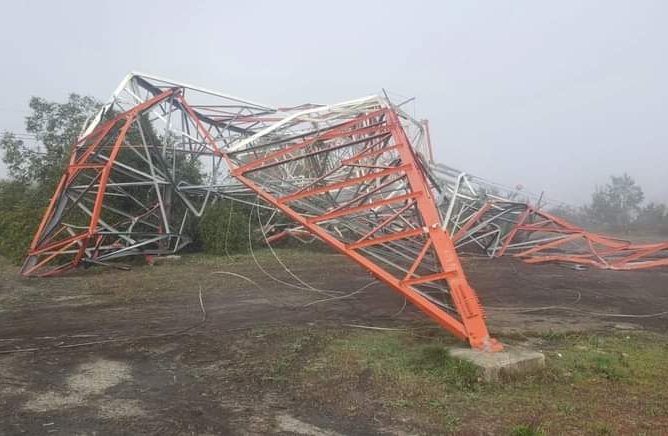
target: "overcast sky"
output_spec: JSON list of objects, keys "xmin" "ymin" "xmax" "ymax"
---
[{"xmin": 0, "ymin": 0, "xmax": 666, "ymax": 205}]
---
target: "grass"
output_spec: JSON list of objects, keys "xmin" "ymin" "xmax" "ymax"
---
[
  {"xmin": 4, "ymin": 251, "xmax": 667, "ymax": 433},
  {"xmin": 510, "ymin": 422, "xmax": 546, "ymax": 436},
  {"xmin": 322, "ymin": 330, "xmax": 481, "ymax": 390},
  {"xmin": 2, "ymin": 248, "xmax": 343, "ymax": 308},
  {"xmin": 294, "ymin": 328, "xmax": 668, "ymax": 434},
  {"xmin": 260, "ymin": 328, "xmax": 333, "ymax": 382}
]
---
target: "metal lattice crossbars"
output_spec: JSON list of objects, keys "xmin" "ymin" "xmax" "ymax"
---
[
  {"xmin": 21, "ymin": 73, "xmax": 500, "ymax": 351},
  {"xmin": 20, "ymin": 73, "xmax": 668, "ymax": 349}
]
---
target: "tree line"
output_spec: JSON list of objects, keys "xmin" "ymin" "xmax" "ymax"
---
[{"xmin": 549, "ymin": 174, "xmax": 668, "ymax": 235}]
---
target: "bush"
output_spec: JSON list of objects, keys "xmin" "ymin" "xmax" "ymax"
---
[
  {"xmin": 0, "ymin": 181, "xmax": 49, "ymax": 264},
  {"xmin": 196, "ymin": 199, "xmax": 256, "ymax": 255},
  {"xmin": 0, "ymin": 178, "xmax": 297, "ymax": 265},
  {"xmin": 0, "ymin": 208, "xmax": 42, "ymax": 264}
]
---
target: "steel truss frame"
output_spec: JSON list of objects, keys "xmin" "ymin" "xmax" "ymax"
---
[
  {"xmin": 21, "ymin": 73, "xmax": 668, "ymax": 349},
  {"xmin": 22, "ymin": 73, "xmax": 501, "ymax": 351},
  {"xmin": 431, "ymin": 163, "xmax": 668, "ymax": 270}
]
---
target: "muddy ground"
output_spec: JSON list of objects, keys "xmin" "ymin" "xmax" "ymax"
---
[{"xmin": 1, "ymin": 251, "xmax": 667, "ymax": 435}]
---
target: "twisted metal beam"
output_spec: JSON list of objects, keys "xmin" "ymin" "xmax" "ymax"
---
[{"xmin": 21, "ymin": 73, "xmax": 500, "ymax": 351}]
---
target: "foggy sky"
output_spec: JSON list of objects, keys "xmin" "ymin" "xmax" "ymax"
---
[{"xmin": 0, "ymin": 0, "xmax": 666, "ymax": 205}]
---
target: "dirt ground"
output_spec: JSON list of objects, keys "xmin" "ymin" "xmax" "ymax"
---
[{"xmin": 1, "ymin": 251, "xmax": 667, "ymax": 435}]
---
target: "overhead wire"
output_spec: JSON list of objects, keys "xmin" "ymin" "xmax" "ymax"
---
[
  {"xmin": 247, "ymin": 197, "xmax": 383, "ymax": 303},
  {"xmin": 245, "ymin": 199, "xmax": 339, "ymax": 297},
  {"xmin": 303, "ymin": 280, "xmax": 378, "ymax": 307},
  {"xmin": 255, "ymin": 202, "xmax": 342, "ymax": 294},
  {"xmin": 222, "ymin": 198, "xmax": 235, "ymax": 260}
]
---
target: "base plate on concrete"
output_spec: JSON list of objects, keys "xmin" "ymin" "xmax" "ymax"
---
[{"xmin": 449, "ymin": 346, "xmax": 545, "ymax": 381}]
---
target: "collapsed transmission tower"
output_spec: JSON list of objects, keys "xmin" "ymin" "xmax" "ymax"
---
[
  {"xmin": 21, "ymin": 73, "xmax": 502, "ymax": 351},
  {"xmin": 430, "ymin": 164, "xmax": 668, "ymax": 270},
  {"xmin": 21, "ymin": 73, "xmax": 668, "ymax": 348}
]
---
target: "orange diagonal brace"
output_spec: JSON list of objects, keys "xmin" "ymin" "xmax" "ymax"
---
[
  {"xmin": 309, "ymin": 193, "xmax": 419, "ymax": 224},
  {"xmin": 178, "ymin": 98, "xmax": 502, "ymax": 352},
  {"xmin": 22, "ymin": 88, "xmax": 180, "ymax": 277},
  {"xmin": 279, "ymin": 165, "xmax": 409, "ymax": 204},
  {"xmin": 347, "ymin": 227, "xmax": 424, "ymax": 249}
]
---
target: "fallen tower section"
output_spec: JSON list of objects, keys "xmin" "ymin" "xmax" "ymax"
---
[
  {"xmin": 21, "ymin": 73, "xmax": 501, "ymax": 351},
  {"xmin": 19, "ymin": 73, "xmax": 668, "ymax": 350}
]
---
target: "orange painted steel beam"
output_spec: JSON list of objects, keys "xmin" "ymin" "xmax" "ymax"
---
[
  {"xmin": 279, "ymin": 165, "xmax": 409, "ymax": 204},
  {"xmin": 24, "ymin": 91, "xmax": 501, "ymax": 352},
  {"xmin": 354, "ymin": 199, "xmax": 415, "ymax": 244},
  {"xmin": 201, "ymin": 102, "xmax": 501, "ymax": 351},
  {"xmin": 385, "ymin": 110, "xmax": 500, "ymax": 351},
  {"xmin": 22, "ymin": 88, "xmax": 180, "ymax": 277},
  {"xmin": 233, "ymin": 114, "xmax": 388, "ymax": 174},
  {"xmin": 459, "ymin": 202, "xmax": 668, "ymax": 270},
  {"xmin": 347, "ymin": 227, "xmax": 424, "ymax": 249},
  {"xmin": 308, "ymin": 193, "xmax": 421, "ymax": 224}
]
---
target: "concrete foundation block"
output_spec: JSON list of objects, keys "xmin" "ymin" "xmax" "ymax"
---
[{"xmin": 449, "ymin": 346, "xmax": 545, "ymax": 382}]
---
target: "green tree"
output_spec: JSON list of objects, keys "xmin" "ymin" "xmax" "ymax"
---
[
  {"xmin": 0, "ymin": 181, "xmax": 45, "ymax": 262},
  {"xmin": 1, "ymin": 94, "xmax": 99, "ymax": 186},
  {"xmin": 586, "ymin": 173, "xmax": 644, "ymax": 231},
  {"xmin": 0, "ymin": 94, "xmax": 100, "ymax": 262},
  {"xmin": 197, "ymin": 200, "xmax": 254, "ymax": 255}
]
